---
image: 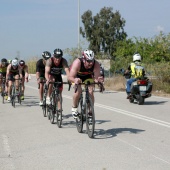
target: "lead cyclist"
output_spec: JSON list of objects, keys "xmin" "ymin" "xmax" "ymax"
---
[{"xmin": 68, "ymin": 49, "xmax": 104, "ymax": 119}]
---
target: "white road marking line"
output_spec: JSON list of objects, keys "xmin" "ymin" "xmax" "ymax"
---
[
  {"xmin": 152, "ymin": 154, "xmax": 170, "ymax": 165},
  {"xmin": 95, "ymin": 103, "xmax": 170, "ymax": 128},
  {"xmin": 2, "ymin": 135, "xmax": 15, "ymax": 170},
  {"xmin": 116, "ymin": 137, "xmax": 142, "ymax": 151},
  {"xmin": 26, "ymin": 85, "xmax": 170, "ymax": 128}
]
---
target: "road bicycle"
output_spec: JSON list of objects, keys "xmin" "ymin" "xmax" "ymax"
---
[
  {"xmin": 75, "ymin": 81, "xmax": 104, "ymax": 138},
  {"xmin": 48, "ymin": 81, "xmax": 70, "ymax": 128},
  {"xmin": 11, "ymin": 78, "xmax": 22, "ymax": 108},
  {"xmin": 0, "ymin": 77, "xmax": 7, "ymax": 104}
]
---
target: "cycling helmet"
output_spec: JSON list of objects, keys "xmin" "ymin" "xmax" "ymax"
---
[
  {"xmin": 133, "ymin": 53, "xmax": 141, "ymax": 62},
  {"xmin": 42, "ymin": 51, "xmax": 51, "ymax": 60},
  {"xmin": 83, "ymin": 49, "xmax": 94, "ymax": 61},
  {"xmin": 53, "ymin": 48, "xmax": 63, "ymax": 58},
  {"xmin": 19, "ymin": 60, "xmax": 25, "ymax": 66},
  {"xmin": 1, "ymin": 58, "xmax": 8, "ymax": 66},
  {"xmin": 11, "ymin": 59, "xmax": 18, "ymax": 67}
]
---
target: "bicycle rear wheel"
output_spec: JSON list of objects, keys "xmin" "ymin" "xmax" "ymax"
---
[
  {"xmin": 47, "ymin": 105, "xmax": 50, "ymax": 120},
  {"xmin": 75, "ymin": 96, "xmax": 84, "ymax": 133},
  {"xmin": 85, "ymin": 96, "xmax": 95, "ymax": 138},
  {"xmin": 1, "ymin": 86, "xmax": 5, "ymax": 104},
  {"xmin": 56, "ymin": 94, "xmax": 62, "ymax": 128},
  {"xmin": 18, "ymin": 83, "xmax": 22, "ymax": 105}
]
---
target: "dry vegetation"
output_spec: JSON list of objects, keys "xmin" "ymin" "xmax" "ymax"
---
[{"xmin": 26, "ymin": 59, "xmax": 170, "ymax": 98}]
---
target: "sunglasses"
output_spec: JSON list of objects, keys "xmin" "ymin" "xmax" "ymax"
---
[{"xmin": 86, "ymin": 59, "xmax": 94, "ymax": 63}]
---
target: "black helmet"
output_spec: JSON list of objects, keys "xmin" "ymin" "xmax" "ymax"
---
[
  {"xmin": 19, "ymin": 60, "xmax": 25, "ymax": 66},
  {"xmin": 53, "ymin": 48, "xmax": 63, "ymax": 58},
  {"xmin": 1, "ymin": 58, "xmax": 8, "ymax": 66},
  {"xmin": 42, "ymin": 51, "xmax": 51, "ymax": 60}
]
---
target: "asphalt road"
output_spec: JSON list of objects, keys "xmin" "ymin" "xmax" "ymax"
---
[{"xmin": 0, "ymin": 75, "xmax": 170, "ymax": 170}]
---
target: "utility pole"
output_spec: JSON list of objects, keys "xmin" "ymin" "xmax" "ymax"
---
[{"xmin": 78, "ymin": 0, "xmax": 80, "ymax": 57}]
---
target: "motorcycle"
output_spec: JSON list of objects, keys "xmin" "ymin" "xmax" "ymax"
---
[{"xmin": 122, "ymin": 70, "xmax": 152, "ymax": 105}]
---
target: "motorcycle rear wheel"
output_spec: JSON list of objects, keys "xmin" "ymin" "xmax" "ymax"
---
[{"xmin": 138, "ymin": 96, "xmax": 145, "ymax": 105}]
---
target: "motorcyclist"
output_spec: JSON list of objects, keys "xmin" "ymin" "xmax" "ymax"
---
[{"xmin": 125, "ymin": 53, "xmax": 145, "ymax": 99}]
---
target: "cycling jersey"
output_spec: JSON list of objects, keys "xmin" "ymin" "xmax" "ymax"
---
[
  {"xmin": 0, "ymin": 63, "xmax": 8, "ymax": 73},
  {"xmin": 50, "ymin": 57, "xmax": 64, "ymax": 75},
  {"xmin": 76, "ymin": 57, "xmax": 95, "ymax": 82},
  {"xmin": 9, "ymin": 65, "xmax": 19, "ymax": 74},
  {"xmin": 49, "ymin": 57, "xmax": 69, "ymax": 88}
]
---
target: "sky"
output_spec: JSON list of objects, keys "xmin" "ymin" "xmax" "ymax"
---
[{"xmin": 0, "ymin": 0, "xmax": 170, "ymax": 60}]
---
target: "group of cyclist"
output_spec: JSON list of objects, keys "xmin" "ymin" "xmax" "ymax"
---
[
  {"xmin": 1, "ymin": 47, "xmax": 145, "ymax": 120},
  {"xmin": 36, "ymin": 48, "xmax": 104, "ymax": 119},
  {"xmin": 0, "ymin": 58, "xmax": 29, "ymax": 102}
]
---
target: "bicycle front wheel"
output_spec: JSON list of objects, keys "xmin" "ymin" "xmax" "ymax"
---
[
  {"xmin": 49, "ymin": 93, "xmax": 56, "ymax": 124},
  {"xmin": 11, "ymin": 86, "xmax": 15, "ymax": 108},
  {"xmin": 85, "ymin": 96, "xmax": 95, "ymax": 138},
  {"xmin": 75, "ymin": 96, "xmax": 84, "ymax": 133},
  {"xmin": 42, "ymin": 89, "xmax": 47, "ymax": 117},
  {"xmin": 56, "ymin": 94, "xmax": 62, "ymax": 128}
]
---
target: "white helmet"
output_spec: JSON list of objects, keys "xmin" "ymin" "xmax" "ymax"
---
[
  {"xmin": 11, "ymin": 59, "xmax": 18, "ymax": 66},
  {"xmin": 133, "ymin": 53, "xmax": 141, "ymax": 62},
  {"xmin": 83, "ymin": 49, "xmax": 94, "ymax": 61}
]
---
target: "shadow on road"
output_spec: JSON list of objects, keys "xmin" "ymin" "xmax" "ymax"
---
[
  {"xmin": 144, "ymin": 101, "xmax": 168, "ymax": 105},
  {"xmin": 94, "ymin": 127, "xmax": 145, "ymax": 139}
]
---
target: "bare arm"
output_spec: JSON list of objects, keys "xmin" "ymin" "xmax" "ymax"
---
[
  {"xmin": 18, "ymin": 67, "xmax": 23, "ymax": 79},
  {"xmin": 24, "ymin": 65, "xmax": 29, "ymax": 79},
  {"xmin": 6, "ymin": 64, "xmax": 11, "ymax": 81},
  {"xmin": 68, "ymin": 59, "xmax": 81, "ymax": 84},
  {"xmin": 45, "ymin": 58, "xmax": 52, "ymax": 82},
  {"xmin": 93, "ymin": 61, "xmax": 104, "ymax": 83},
  {"xmin": 62, "ymin": 59, "xmax": 70, "ymax": 80}
]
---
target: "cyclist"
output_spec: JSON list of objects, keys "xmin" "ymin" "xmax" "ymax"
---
[
  {"xmin": 0, "ymin": 58, "xmax": 9, "ymax": 97},
  {"xmin": 68, "ymin": 49, "xmax": 104, "ymax": 119},
  {"xmin": 45, "ymin": 48, "xmax": 70, "ymax": 111},
  {"xmin": 6, "ymin": 59, "xmax": 22, "ymax": 102},
  {"xmin": 36, "ymin": 51, "xmax": 51, "ymax": 106},
  {"xmin": 19, "ymin": 60, "xmax": 29, "ymax": 100},
  {"xmin": 125, "ymin": 53, "xmax": 145, "ymax": 99}
]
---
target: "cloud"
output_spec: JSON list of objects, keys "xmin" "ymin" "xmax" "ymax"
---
[{"xmin": 154, "ymin": 25, "xmax": 164, "ymax": 33}]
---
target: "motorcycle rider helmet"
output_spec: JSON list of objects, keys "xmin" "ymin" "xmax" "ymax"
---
[
  {"xmin": 1, "ymin": 58, "xmax": 8, "ymax": 66},
  {"xmin": 133, "ymin": 53, "xmax": 141, "ymax": 62},
  {"xmin": 42, "ymin": 51, "xmax": 51, "ymax": 60},
  {"xmin": 19, "ymin": 60, "xmax": 25, "ymax": 67},
  {"xmin": 11, "ymin": 59, "xmax": 18, "ymax": 67},
  {"xmin": 53, "ymin": 48, "xmax": 63, "ymax": 58},
  {"xmin": 82, "ymin": 49, "xmax": 94, "ymax": 62}
]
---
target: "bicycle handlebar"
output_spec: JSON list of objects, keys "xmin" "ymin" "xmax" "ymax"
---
[
  {"xmin": 74, "ymin": 81, "xmax": 105, "ymax": 93},
  {"xmin": 39, "ymin": 81, "xmax": 71, "ymax": 91}
]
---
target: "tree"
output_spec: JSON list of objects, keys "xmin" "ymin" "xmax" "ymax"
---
[{"xmin": 80, "ymin": 7, "xmax": 127, "ymax": 57}]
